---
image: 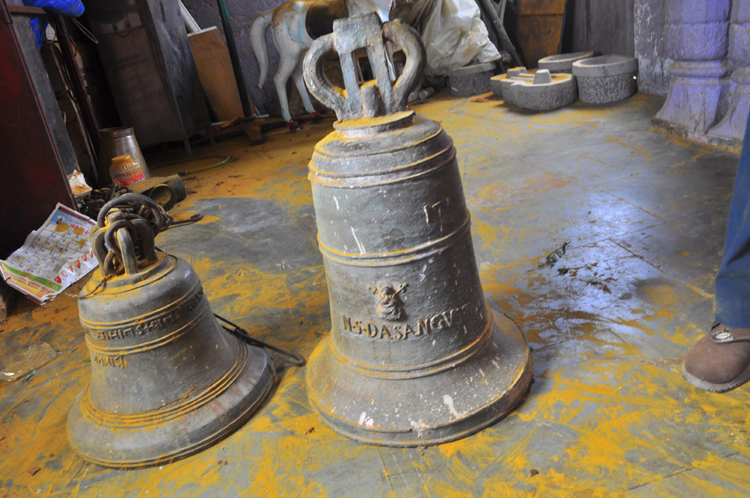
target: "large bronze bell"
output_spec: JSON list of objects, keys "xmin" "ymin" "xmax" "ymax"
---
[
  {"xmin": 67, "ymin": 195, "xmax": 275, "ymax": 468},
  {"xmin": 302, "ymin": 14, "xmax": 533, "ymax": 446}
]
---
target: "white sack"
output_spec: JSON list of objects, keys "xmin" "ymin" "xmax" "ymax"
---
[{"xmin": 393, "ymin": 0, "xmax": 500, "ymax": 77}]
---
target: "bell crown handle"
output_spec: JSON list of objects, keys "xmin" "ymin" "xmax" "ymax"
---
[{"xmin": 302, "ymin": 13, "xmax": 426, "ymax": 122}]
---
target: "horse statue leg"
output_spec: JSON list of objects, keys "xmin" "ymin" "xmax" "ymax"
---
[
  {"xmin": 292, "ymin": 60, "xmax": 322, "ymax": 123},
  {"xmin": 270, "ymin": 3, "xmax": 314, "ymax": 130},
  {"xmin": 274, "ymin": 55, "xmax": 301, "ymax": 126}
]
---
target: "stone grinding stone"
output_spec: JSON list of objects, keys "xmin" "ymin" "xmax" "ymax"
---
[
  {"xmin": 492, "ymin": 68, "xmax": 576, "ymax": 111},
  {"xmin": 572, "ymin": 55, "xmax": 638, "ymax": 104},
  {"xmin": 538, "ymin": 51, "xmax": 595, "ymax": 73},
  {"xmin": 489, "ymin": 75, "xmax": 503, "ymax": 100},
  {"xmin": 509, "ymin": 72, "xmax": 578, "ymax": 111},
  {"xmin": 448, "ymin": 62, "xmax": 496, "ymax": 97},
  {"xmin": 490, "ymin": 76, "xmax": 503, "ymax": 98},
  {"xmin": 533, "ymin": 70, "xmax": 553, "ymax": 84},
  {"xmin": 576, "ymin": 74, "xmax": 638, "ymax": 104},
  {"xmin": 491, "ymin": 67, "xmax": 532, "ymax": 105}
]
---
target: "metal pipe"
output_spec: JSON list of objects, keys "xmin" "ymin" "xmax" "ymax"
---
[{"xmin": 216, "ymin": 0, "xmax": 254, "ymax": 117}]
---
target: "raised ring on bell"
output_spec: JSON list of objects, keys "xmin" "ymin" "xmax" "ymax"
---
[{"xmin": 317, "ymin": 213, "xmax": 471, "ymax": 265}]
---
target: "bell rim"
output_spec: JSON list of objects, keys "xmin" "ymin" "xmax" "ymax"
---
[
  {"xmin": 66, "ymin": 343, "xmax": 275, "ymax": 469},
  {"xmin": 306, "ymin": 308, "xmax": 533, "ymax": 447}
]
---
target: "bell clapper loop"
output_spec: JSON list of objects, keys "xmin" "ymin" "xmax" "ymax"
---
[{"xmin": 214, "ymin": 314, "xmax": 306, "ymax": 367}]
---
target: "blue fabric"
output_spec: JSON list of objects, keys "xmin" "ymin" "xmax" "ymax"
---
[
  {"xmin": 23, "ymin": 0, "xmax": 84, "ymax": 49},
  {"xmin": 715, "ymin": 111, "xmax": 750, "ymax": 328}
]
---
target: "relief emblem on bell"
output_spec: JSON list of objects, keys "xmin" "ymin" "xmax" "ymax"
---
[
  {"xmin": 371, "ymin": 282, "xmax": 407, "ymax": 321},
  {"xmin": 302, "ymin": 13, "xmax": 533, "ymax": 447}
]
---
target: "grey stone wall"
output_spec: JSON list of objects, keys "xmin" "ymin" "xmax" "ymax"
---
[
  {"xmin": 565, "ymin": 0, "xmax": 635, "ymax": 57},
  {"xmin": 182, "ymin": 0, "xmax": 285, "ymax": 116},
  {"xmin": 634, "ymin": 0, "xmax": 670, "ymax": 96},
  {"xmin": 563, "ymin": 0, "xmax": 673, "ymax": 97}
]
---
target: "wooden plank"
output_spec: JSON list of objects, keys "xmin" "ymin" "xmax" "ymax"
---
[
  {"xmin": 188, "ymin": 26, "xmax": 247, "ymax": 121},
  {"xmin": 518, "ymin": 0, "xmax": 566, "ymax": 16},
  {"xmin": 517, "ymin": 0, "xmax": 567, "ymax": 68},
  {"xmin": 7, "ymin": 5, "xmax": 46, "ymax": 15},
  {"xmin": 0, "ymin": 0, "xmax": 76, "ymax": 258}
]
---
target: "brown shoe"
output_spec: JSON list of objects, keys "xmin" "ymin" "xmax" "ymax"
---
[{"xmin": 682, "ymin": 322, "xmax": 750, "ymax": 392}]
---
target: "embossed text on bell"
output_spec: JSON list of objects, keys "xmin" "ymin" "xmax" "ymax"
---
[
  {"xmin": 67, "ymin": 194, "xmax": 275, "ymax": 468},
  {"xmin": 302, "ymin": 13, "xmax": 533, "ymax": 446}
]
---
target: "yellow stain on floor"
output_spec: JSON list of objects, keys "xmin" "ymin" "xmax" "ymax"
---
[{"xmin": 0, "ymin": 90, "xmax": 746, "ymax": 497}]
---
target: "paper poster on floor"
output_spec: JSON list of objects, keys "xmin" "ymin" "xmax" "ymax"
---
[{"xmin": 0, "ymin": 204, "xmax": 98, "ymax": 304}]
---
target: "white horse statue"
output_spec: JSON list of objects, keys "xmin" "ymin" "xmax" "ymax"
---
[{"xmin": 250, "ymin": 0, "xmax": 399, "ymax": 128}]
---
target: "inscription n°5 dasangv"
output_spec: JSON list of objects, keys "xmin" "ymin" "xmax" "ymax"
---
[{"xmin": 342, "ymin": 301, "xmax": 480, "ymax": 340}]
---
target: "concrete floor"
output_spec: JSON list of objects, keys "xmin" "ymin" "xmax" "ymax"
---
[{"xmin": 0, "ymin": 90, "xmax": 746, "ymax": 497}]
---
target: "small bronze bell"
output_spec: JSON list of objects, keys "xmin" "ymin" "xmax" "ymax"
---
[
  {"xmin": 302, "ymin": 14, "xmax": 532, "ymax": 446},
  {"xmin": 67, "ymin": 195, "xmax": 275, "ymax": 468}
]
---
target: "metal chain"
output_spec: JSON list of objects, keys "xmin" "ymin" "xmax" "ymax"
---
[
  {"xmin": 91, "ymin": 194, "xmax": 162, "ymax": 277},
  {"xmin": 97, "ymin": 194, "xmax": 164, "ymax": 234},
  {"xmin": 78, "ymin": 185, "xmax": 129, "ymax": 219},
  {"xmin": 79, "ymin": 185, "xmax": 203, "ymax": 231}
]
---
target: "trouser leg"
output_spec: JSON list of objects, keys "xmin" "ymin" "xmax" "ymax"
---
[{"xmin": 714, "ymin": 112, "xmax": 750, "ymax": 328}]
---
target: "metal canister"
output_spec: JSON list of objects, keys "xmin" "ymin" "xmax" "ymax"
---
[
  {"xmin": 109, "ymin": 154, "xmax": 146, "ymax": 187},
  {"xmin": 302, "ymin": 14, "xmax": 532, "ymax": 447},
  {"xmin": 99, "ymin": 127, "xmax": 151, "ymax": 186}
]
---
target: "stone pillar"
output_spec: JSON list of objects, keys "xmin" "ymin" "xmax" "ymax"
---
[
  {"xmin": 653, "ymin": 0, "xmax": 732, "ymax": 136},
  {"xmin": 708, "ymin": 0, "xmax": 750, "ymax": 147}
]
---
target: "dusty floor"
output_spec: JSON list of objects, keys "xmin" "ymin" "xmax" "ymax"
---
[{"xmin": 0, "ymin": 90, "xmax": 746, "ymax": 497}]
